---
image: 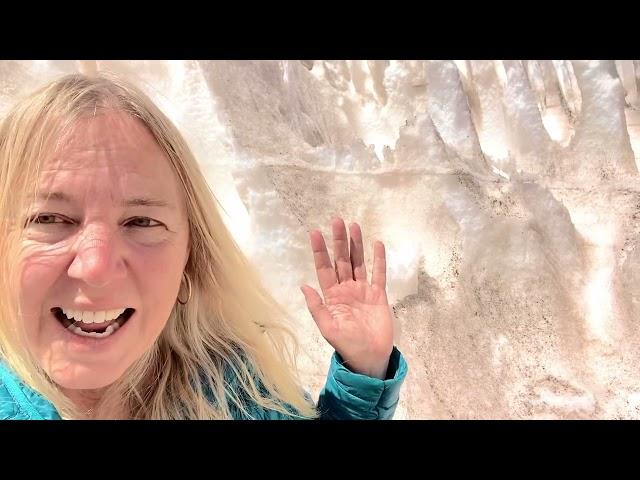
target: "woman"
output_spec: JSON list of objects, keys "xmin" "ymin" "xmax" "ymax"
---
[{"xmin": 0, "ymin": 72, "xmax": 407, "ymax": 420}]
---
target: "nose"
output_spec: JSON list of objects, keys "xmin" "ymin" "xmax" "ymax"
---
[{"xmin": 67, "ymin": 223, "xmax": 127, "ymax": 288}]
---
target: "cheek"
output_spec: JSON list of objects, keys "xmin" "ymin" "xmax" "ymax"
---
[
  {"xmin": 130, "ymin": 241, "xmax": 187, "ymax": 324},
  {"xmin": 16, "ymin": 245, "xmax": 72, "ymax": 349},
  {"xmin": 19, "ymin": 245, "xmax": 71, "ymax": 314}
]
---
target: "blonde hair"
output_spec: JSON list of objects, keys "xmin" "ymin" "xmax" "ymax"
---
[{"xmin": 0, "ymin": 72, "xmax": 317, "ymax": 419}]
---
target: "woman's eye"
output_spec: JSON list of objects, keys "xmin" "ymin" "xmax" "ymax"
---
[
  {"xmin": 125, "ymin": 217, "xmax": 162, "ymax": 228},
  {"xmin": 29, "ymin": 214, "xmax": 70, "ymax": 225}
]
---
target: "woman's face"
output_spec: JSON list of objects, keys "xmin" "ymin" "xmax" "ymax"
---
[{"xmin": 17, "ymin": 111, "xmax": 190, "ymax": 390}]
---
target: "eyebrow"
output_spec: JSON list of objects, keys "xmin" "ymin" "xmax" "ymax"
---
[
  {"xmin": 36, "ymin": 191, "xmax": 174, "ymax": 209},
  {"xmin": 123, "ymin": 197, "xmax": 173, "ymax": 208}
]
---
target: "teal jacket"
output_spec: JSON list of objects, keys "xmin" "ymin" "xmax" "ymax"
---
[{"xmin": 0, "ymin": 347, "xmax": 407, "ymax": 420}]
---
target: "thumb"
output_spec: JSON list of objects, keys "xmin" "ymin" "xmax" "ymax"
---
[{"xmin": 300, "ymin": 285, "xmax": 331, "ymax": 330}]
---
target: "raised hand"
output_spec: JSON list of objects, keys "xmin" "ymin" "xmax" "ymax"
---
[{"xmin": 300, "ymin": 218, "xmax": 394, "ymax": 380}]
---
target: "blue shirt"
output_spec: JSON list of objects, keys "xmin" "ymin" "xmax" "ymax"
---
[{"xmin": 0, "ymin": 347, "xmax": 407, "ymax": 420}]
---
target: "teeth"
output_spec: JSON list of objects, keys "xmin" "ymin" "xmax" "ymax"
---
[
  {"xmin": 61, "ymin": 307, "xmax": 128, "ymax": 324},
  {"xmin": 67, "ymin": 323, "xmax": 119, "ymax": 339}
]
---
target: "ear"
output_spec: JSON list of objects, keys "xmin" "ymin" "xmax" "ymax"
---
[
  {"xmin": 183, "ymin": 245, "xmax": 191, "ymax": 269},
  {"xmin": 183, "ymin": 228, "xmax": 192, "ymax": 268}
]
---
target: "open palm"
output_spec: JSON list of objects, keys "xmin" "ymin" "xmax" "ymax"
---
[{"xmin": 301, "ymin": 218, "xmax": 394, "ymax": 380}]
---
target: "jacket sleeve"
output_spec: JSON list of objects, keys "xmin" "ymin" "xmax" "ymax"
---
[
  {"xmin": 256, "ymin": 346, "xmax": 408, "ymax": 420},
  {"xmin": 315, "ymin": 346, "xmax": 407, "ymax": 420}
]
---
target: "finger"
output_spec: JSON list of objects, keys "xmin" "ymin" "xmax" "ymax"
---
[
  {"xmin": 371, "ymin": 240, "xmax": 386, "ymax": 290},
  {"xmin": 349, "ymin": 222, "xmax": 367, "ymax": 282},
  {"xmin": 332, "ymin": 217, "xmax": 353, "ymax": 283},
  {"xmin": 300, "ymin": 284, "xmax": 334, "ymax": 333},
  {"xmin": 309, "ymin": 230, "xmax": 337, "ymax": 294}
]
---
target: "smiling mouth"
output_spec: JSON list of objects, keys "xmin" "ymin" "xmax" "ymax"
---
[{"xmin": 51, "ymin": 307, "xmax": 135, "ymax": 339}]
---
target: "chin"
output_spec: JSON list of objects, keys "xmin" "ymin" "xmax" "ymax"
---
[{"xmin": 47, "ymin": 361, "xmax": 128, "ymax": 390}]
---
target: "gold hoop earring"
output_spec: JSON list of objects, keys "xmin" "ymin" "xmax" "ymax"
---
[{"xmin": 177, "ymin": 272, "xmax": 192, "ymax": 305}]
